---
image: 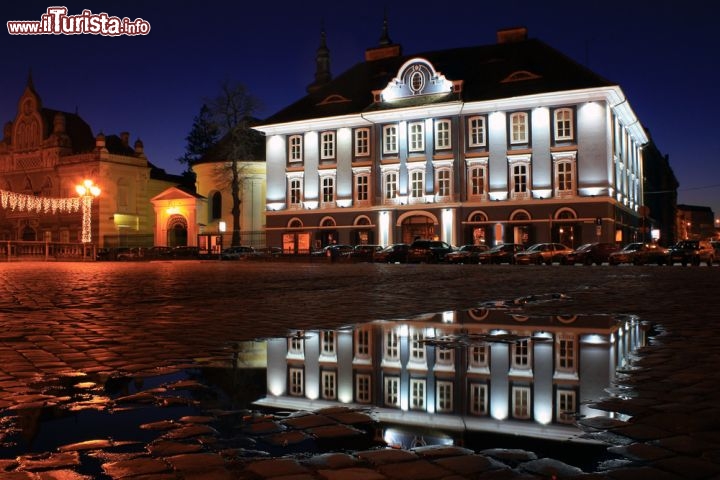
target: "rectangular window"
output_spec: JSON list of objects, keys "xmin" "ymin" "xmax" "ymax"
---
[
  {"xmin": 410, "ymin": 170, "xmax": 424, "ymax": 198},
  {"xmin": 289, "ymin": 367, "xmax": 304, "ymax": 396},
  {"xmin": 321, "ymin": 370, "xmax": 337, "ymax": 400},
  {"xmin": 468, "ymin": 116, "xmax": 486, "ymax": 147},
  {"xmin": 356, "ymin": 374, "xmax": 371, "ymax": 403},
  {"xmin": 437, "ymin": 381, "xmax": 453, "ymax": 413},
  {"xmin": 321, "ymin": 176, "xmax": 335, "ymax": 204},
  {"xmin": 355, "ymin": 328, "xmax": 370, "ymax": 359},
  {"xmin": 510, "ymin": 112, "xmax": 528, "ymax": 144},
  {"xmin": 513, "ymin": 164, "xmax": 528, "ymax": 193},
  {"xmin": 513, "ymin": 339, "xmax": 530, "ymax": 368},
  {"xmin": 557, "ymin": 390, "xmax": 577, "ymax": 424},
  {"xmin": 409, "ymin": 122, "xmax": 424, "ymax": 152},
  {"xmin": 554, "ymin": 108, "xmax": 573, "ymax": 141},
  {"xmin": 289, "ymin": 178, "xmax": 302, "ymax": 206},
  {"xmin": 356, "ymin": 174, "xmax": 369, "ymax": 202},
  {"xmin": 410, "ymin": 378, "xmax": 426, "ymax": 410},
  {"xmin": 383, "ymin": 125, "xmax": 398, "ymax": 154},
  {"xmin": 410, "ymin": 329, "xmax": 425, "ymax": 362},
  {"xmin": 469, "ymin": 383, "xmax": 488, "ymax": 415},
  {"xmin": 555, "ymin": 159, "xmax": 575, "ymax": 197},
  {"xmin": 469, "ymin": 166, "xmax": 486, "ymax": 196},
  {"xmin": 321, "ymin": 131, "xmax": 335, "ymax": 159},
  {"xmin": 289, "ymin": 334, "xmax": 304, "ymax": 356},
  {"xmin": 321, "ymin": 330, "xmax": 336, "ymax": 356},
  {"xmin": 435, "ymin": 120, "xmax": 451, "ymax": 149},
  {"xmin": 436, "ymin": 346, "xmax": 454, "ymax": 365},
  {"xmin": 437, "ymin": 169, "xmax": 451, "ymax": 197},
  {"xmin": 384, "ymin": 376, "xmax": 399, "ymax": 407},
  {"xmin": 512, "ymin": 385, "xmax": 531, "ymax": 419},
  {"xmin": 468, "ymin": 346, "xmax": 488, "ymax": 368},
  {"xmin": 355, "ymin": 128, "xmax": 370, "ymax": 156},
  {"xmin": 385, "ymin": 172, "xmax": 398, "ymax": 200},
  {"xmin": 385, "ymin": 329, "xmax": 399, "ymax": 361},
  {"xmin": 557, "ymin": 336, "xmax": 576, "ymax": 371},
  {"xmin": 289, "ymin": 135, "xmax": 303, "ymax": 162}
]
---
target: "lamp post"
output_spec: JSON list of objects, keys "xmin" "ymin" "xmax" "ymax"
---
[{"xmin": 75, "ymin": 179, "xmax": 101, "ymax": 247}]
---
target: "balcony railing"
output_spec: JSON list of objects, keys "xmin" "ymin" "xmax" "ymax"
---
[{"xmin": 0, "ymin": 241, "xmax": 96, "ymax": 261}]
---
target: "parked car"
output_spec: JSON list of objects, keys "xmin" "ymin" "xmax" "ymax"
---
[
  {"xmin": 514, "ymin": 243, "xmax": 573, "ymax": 265},
  {"xmin": 373, "ymin": 243, "xmax": 410, "ymax": 263},
  {"xmin": 145, "ymin": 246, "xmax": 173, "ymax": 259},
  {"xmin": 478, "ymin": 243, "xmax": 524, "ymax": 264},
  {"xmin": 667, "ymin": 240, "xmax": 715, "ymax": 266},
  {"xmin": 350, "ymin": 244, "xmax": 383, "ymax": 261},
  {"xmin": 712, "ymin": 241, "xmax": 720, "ymax": 264},
  {"xmin": 116, "ymin": 247, "xmax": 145, "ymax": 261},
  {"xmin": 445, "ymin": 244, "xmax": 490, "ymax": 264},
  {"xmin": 311, "ymin": 244, "xmax": 354, "ymax": 259},
  {"xmin": 170, "ymin": 246, "xmax": 201, "ymax": 258},
  {"xmin": 406, "ymin": 240, "xmax": 455, "ymax": 263},
  {"xmin": 221, "ymin": 245, "xmax": 257, "ymax": 260},
  {"xmin": 564, "ymin": 242, "xmax": 620, "ymax": 265},
  {"xmin": 609, "ymin": 242, "xmax": 668, "ymax": 265}
]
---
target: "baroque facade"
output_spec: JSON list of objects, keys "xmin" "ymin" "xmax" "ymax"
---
[
  {"xmin": 0, "ymin": 76, "xmax": 190, "ymax": 249},
  {"xmin": 255, "ymin": 27, "xmax": 653, "ymax": 253}
]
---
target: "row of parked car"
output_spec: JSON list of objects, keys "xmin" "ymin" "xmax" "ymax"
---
[{"xmin": 341, "ymin": 239, "xmax": 720, "ymax": 266}]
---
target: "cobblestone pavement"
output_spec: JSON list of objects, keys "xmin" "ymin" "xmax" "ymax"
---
[{"xmin": 0, "ymin": 260, "xmax": 719, "ymax": 479}]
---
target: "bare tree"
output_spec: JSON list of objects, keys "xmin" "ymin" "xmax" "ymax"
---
[{"xmin": 206, "ymin": 81, "xmax": 263, "ymax": 247}]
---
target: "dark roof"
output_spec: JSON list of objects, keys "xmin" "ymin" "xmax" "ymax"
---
[
  {"xmin": 261, "ymin": 38, "xmax": 614, "ymax": 126},
  {"xmin": 193, "ymin": 120, "xmax": 265, "ymax": 165},
  {"xmin": 40, "ymin": 108, "xmax": 95, "ymax": 153},
  {"xmin": 104, "ymin": 134, "xmax": 136, "ymax": 156}
]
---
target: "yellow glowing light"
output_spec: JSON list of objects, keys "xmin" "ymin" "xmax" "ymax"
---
[{"xmin": 76, "ymin": 180, "xmax": 101, "ymax": 243}]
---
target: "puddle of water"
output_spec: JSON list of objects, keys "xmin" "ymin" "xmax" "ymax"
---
[{"xmin": 0, "ymin": 301, "xmax": 647, "ymax": 476}]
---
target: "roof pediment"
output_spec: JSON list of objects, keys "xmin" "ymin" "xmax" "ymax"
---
[
  {"xmin": 150, "ymin": 186, "xmax": 203, "ymax": 203},
  {"xmin": 380, "ymin": 58, "xmax": 455, "ymax": 102}
]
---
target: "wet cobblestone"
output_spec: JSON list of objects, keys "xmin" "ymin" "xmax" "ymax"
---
[{"xmin": 0, "ymin": 261, "xmax": 718, "ymax": 478}]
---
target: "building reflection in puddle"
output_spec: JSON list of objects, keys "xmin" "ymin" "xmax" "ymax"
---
[{"xmin": 255, "ymin": 309, "xmax": 645, "ymax": 450}]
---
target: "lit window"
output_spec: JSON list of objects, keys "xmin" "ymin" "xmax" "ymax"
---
[
  {"xmin": 410, "ymin": 170, "xmax": 424, "ymax": 199},
  {"xmin": 554, "ymin": 108, "xmax": 574, "ymax": 141},
  {"xmin": 383, "ymin": 125, "xmax": 398, "ymax": 154},
  {"xmin": 436, "ymin": 345, "xmax": 454, "ymax": 366},
  {"xmin": 289, "ymin": 135, "xmax": 303, "ymax": 162},
  {"xmin": 321, "ymin": 131, "xmax": 335, "ymax": 159},
  {"xmin": 512, "ymin": 385, "xmax": 531, "ymax": 419},
  {"xmin": 355, "ymin": 128, "xmax": 370, "ymax": 156},
  {"xmin": 321, "ymin": 370, "xmax": 337, "ymax": 400},
  {"xmin": 437, "ymin": 381, "xmax": 453, "ymax": 413},
  {"xmin": 410, "ymin": 378, "xmax": 426, "ymax": 410},
  {"xmin": 289, "ymin": 367, "xmax": 304, "ymax": 396},
  {"xmin": 557, "ymin": 389, "xmax": 577, "ymax": 424},
  {"xmin": 384, "ymin": 376, "xmax": 400, "ymax": 407},
  {"xmin": 468, "ymin": 116, "xmax": 486, "ymax": 147},
  {"xmin": 509, "ymin": 157, "xmax": 531, "ymax": 200},
  {"xmin": 469, "ymin": 383, "xmax": 488, "ymax": 415},
  {"xmin": 409, "ymin": 122, "xmax": 424, "ymax": 152},
  {"xmin": 510, "ymin": 112, "xmax": 528, "ymax": 144},
  {"xmin": 288, "ymin": 333, "xmax": 304, "ymax": 356},
  {"xmin": 356, "ymin": 374, "xmax": 371, "ymax": 403},
  {"xmin": 468, "ymin": 345, "xmax": 488, "ymax": 369},
  {"xmin": 435, "ymin": 119, "xmax": 451, "ymax": 149},
  {"xmin": 436, "ymin": 168, "xmax": 451, "ymax": 197}
]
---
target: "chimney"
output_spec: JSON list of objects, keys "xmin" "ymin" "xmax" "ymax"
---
[{"xmin": 497, "ymin": 27, "xmax": 528, "ymax": 44}]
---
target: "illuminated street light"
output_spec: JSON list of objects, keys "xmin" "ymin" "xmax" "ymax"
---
[{"xmin": 76, "ymin": 179, "xmax": 101, "ymax": 243}]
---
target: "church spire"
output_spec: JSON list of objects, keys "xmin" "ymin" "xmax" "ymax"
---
[
  {"xmin": 379, "ymin": 9, "xmax": 392, "ymax": 46},
  {"xmin": 307, "ymin": 22, "xmax": 332, "ymax": 93},
  {"xmin": 365, "ymin": 11, "xmax": 402, "ymax": 62}
]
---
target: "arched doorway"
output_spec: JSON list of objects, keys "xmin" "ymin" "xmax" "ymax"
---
[
  {"xmin": 553, "ymin": 209, "xmax": 578, "ymax": 247},
  {"xmin": 401, "ymin": 213, "xmax": 436, "ymax": 243},
  {"xmin": 318, "ymin": 217, "xmax": 338, "ymax": 248},
  {"xmin": 465, "ymin": 211, "xmax": 489, "ymax": 245},
  {"xmin": 353, "ymin": 216, "xmax": 375, "ymax": 245},
  {"xmin": 167, "ymin": 214, "xmax": 188, "ymax": 247},
  {"xmin": 510, "ymin": 210, "xmax": 532, "ymax": 246}
]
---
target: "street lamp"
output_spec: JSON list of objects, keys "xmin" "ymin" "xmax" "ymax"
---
[{"xmin": 75, "ymin": 179, "xmax": 101, "ymax": 243}]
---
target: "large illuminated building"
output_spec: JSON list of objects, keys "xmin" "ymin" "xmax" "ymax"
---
[
  {"xmin": 0, "ymin": 76, "xmax": 190, "ymax": 249},
  {"xmin": 255, "ymin": 26, "xmax": 654, "ymax": 252}
]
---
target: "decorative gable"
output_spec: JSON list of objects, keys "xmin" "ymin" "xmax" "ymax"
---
[{"xmin": 379, "ymin": 58, "xmax": 455, "ymax": 102}]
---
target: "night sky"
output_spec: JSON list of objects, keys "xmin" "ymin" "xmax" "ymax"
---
[{"xmin": 2, "ymin": 1, "xmax": 718, "ymax": 218}]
